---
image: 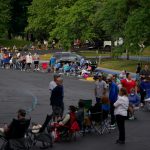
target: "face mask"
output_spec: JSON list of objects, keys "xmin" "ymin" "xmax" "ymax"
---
[{"xmin": 130, "ymin": 93, "xmax": 135, "ymax": 96}]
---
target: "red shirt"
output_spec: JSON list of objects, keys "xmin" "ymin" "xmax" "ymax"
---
[{"xmin": 121, "ymin": 79, "xmax": 136, "ymax": 94}]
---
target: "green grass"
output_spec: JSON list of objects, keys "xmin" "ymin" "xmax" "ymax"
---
[
  {"xmin": 100, "ymin": 59, "xmax": 145, "ymax": 73},
  {"xmin": 77, "ymin": 50, "xmax": 111, "ymax": 57},
  {"xmin": 40, "ymin": 53, "xmax": 52, "ymax": 60},
  {"xmin": 143, "ymin": 46, "xmax": 150, "ymax": 56},
  {"xmin": 0, "ymin": 38, "xmax": 31, "ymax": 48}
]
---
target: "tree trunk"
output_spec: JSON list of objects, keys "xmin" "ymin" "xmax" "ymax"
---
[
  {"xmin": 126, "ymin": 49, "xmax": 129, "ymax": 60},
  {"xmin": 7, "ymin": 30, "xmax": 12, "ymax": 39}
]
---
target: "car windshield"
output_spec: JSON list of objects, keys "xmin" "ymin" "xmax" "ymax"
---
[
  {"xmin": 62, "ymin": 53, "xmax": 70, "ymax": 57},
  {"xmin": 54, "ymin": 53, "xmax": 61, "ymax": 59}
]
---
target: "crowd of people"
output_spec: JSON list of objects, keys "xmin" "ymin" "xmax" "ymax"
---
[
  {"xmin": 0, "ymin": 50, "xmax": 40, "ymax": 71},
  {"xmin": 0, "ymin": 48, "xmax": 150, "ymax": 147},
  {"xmin": 48, "ymin": 63, "xmax": 150, "ymax": 144}
]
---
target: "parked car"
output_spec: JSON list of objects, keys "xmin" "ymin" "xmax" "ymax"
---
[{"xmin": 52, "ymin": 52, "xmax": 84, "ymax": 63}]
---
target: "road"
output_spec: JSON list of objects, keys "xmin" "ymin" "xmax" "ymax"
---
[{"xmin": 0, "ymin": 69, "xmax": 150, "ymax": 150}]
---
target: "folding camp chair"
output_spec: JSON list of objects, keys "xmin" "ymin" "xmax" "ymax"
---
[
  {"xmin": 29, "ymin": 114, "xmax": 53, "ymax": 149},
  {"xmin": 79, "ymin": 99, "xmax": 110, "ymax": 135}
]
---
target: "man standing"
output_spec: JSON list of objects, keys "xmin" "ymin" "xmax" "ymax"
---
[
  {"xmin": 107, "ymin": 74, "xmax": 119, "ymax": 129},
  {"xmin": 49, "ymin": 74, "xmax": 64, "ymax": 121},
  {"xmin": 26, "ymin": 52, "xmax": 33, "ymax": 71},
  {"xmin": 49, "ymin": 56, "xmax": 56, "ymax": 72},
  {"xmin": 140, "ymin": 65, "xmax": 150, "ymax": 81},
  {"xmin": 94, "ymin": 73, "xmax": 107, "ymax": 103}
]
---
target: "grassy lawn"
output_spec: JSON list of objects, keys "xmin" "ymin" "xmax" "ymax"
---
[
  {"xmin": 143, "ymin": 46, "xmax": 150, "ymax": 56},
  {"xmin": 100, "ymin": 59, "xmax": 143, "ymax": 73},
  {"xmin": 40, "ymin": 53, "xmax": 52, "ymax": 60},
  {"xmin": 0, "ymin": 39, "xmax": 31, "ymax": 48},
  {"xmin": 77, "ymin": 50, "xmax": 111, "ymax": 57}
]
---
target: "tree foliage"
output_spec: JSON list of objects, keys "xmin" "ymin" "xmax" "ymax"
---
[
  {"xmin": 0, "ymin": 0, "xmax": 11, "ymax": 36},
  {"xmin": 0, "ymin": 0, "xmax": 149, "ymax": 52},
  {"xmin": 50, "ymin": 0, "xmax": 100, "ymax": 50}
]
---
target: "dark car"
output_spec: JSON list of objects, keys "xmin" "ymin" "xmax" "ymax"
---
[{"xmin": 53, "ymin": 52, "xmax": 84, "ymax": 62}]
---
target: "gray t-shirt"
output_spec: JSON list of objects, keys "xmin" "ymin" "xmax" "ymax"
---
[
  {"xmin": 95, "ymin": 80, "xmax": 107, "ymax": 98},
  {"xmin": 49, "ymin": 81, "xmax": 57, "ymax": 93}
]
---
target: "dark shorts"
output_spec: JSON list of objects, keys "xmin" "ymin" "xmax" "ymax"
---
[
  {"xmin": 34, "ymin": 61, "xmax": 39, "ymax": 65},
  {"xmin": 52, "ymin": 105, "xmax": 63, "ymax": 117}
]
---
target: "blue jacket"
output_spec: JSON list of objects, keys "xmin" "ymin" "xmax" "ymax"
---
[{"xmin": 109, "ymin": 82, "xmax": 119, "ymax": 103}]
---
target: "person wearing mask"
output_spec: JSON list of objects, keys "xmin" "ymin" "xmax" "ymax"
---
[
  {"xmin": 114, "ymin": 88, "xmax": 129, "ymax": 144},
  {"xmin": 107, "ymin": 74, "xmax": 119, "ymax": 129},
  {"xmin": 128, "ymin": 88, "xmax": 140, "ymax": 120}
]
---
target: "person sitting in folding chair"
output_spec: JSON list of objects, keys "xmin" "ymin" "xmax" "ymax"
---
[
  {"xmin": 51, "ymin": 106, "xmax": 80, "ymax": 141},
  {"xmin": 128, "ymin": 88, "xmax": 140, "ymax": 120},
  {"xmin": 0, "ymin": 109, "xmax": 31, "ymax": 150}
]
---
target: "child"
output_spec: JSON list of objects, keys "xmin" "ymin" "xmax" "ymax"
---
[{"xmin": 101, "ymin": 96, "xmax": 110, "ymax": 120}]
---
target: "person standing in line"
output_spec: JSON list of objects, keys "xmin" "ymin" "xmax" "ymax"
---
[
  {"xmin": 107, "ymin": 74, "xmax": 119, "ymax": 129},
  {"xmin": 50, "ymin": 77, "xmax": 64, "ymax": 121},
  {"xmin": 94, "ymin": 73, "xmax": 107, "ymax": 103},
  {"xmin": 114, "ymin": 87, "xmax": 129, "ymax": 144}
]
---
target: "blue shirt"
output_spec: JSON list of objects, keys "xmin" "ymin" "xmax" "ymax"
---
[
  {"xmin": 50, "ymin": 57, "xmax": 56, "ymax": 65},
  {"xmin": 128, "ymin": 94, "xmax": 140, "ymax": 105},
  {"xmin": 109, "ymin": 82, "xmax": 119, "ymax": 103}
]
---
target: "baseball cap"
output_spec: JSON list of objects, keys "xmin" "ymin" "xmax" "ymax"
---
[{"xmin": 53, "ymin": 74, "xmax": 61, "ymax": 78}]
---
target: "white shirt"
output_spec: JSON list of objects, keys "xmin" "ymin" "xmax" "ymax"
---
[{"xmin": 114, "ymin": 96, "xmax": 129, "ymax": 116}]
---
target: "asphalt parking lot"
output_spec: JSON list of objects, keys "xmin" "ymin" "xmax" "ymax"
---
[{"xmin": 0, "ymin": 69, "xmax": 150, "ymax": 150}]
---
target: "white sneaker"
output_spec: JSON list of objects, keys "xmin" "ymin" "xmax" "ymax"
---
[
  {"xmin": 140, "ymin": 103, "xmax": 144, "ymax": 107},
  {"xmin": 129, "ymin": 116, "xmax": 135, "ymax": 120},
  {"xmin": 109, "ymin": 124, "xmax": 116, "ymax": 130}
]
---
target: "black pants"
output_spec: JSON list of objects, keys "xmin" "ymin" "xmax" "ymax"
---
[
  {"xmin": 140, "ymin": 89, "xmax": 146, "ymax": 104},
  {"xmin": 116, "ymin": 115, "xmax": 126, "ymax": 142},
  {"xmin": 110, "ymin": 102, "xmax": 115, "ymax": 125}
]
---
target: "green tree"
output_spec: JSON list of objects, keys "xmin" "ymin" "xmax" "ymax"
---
[
  {"xmin": 26, "ymin": 0, "xmax": 77, "ymax": 40},
  {"xmin": 7, "ymin": 0, "xmax": 32, "ymax": 39},
  {"xmin": 0, "ymin": 0, "xmax": 11, "ymax": 37},
  {"xmin": 125, "ymin": 1, "xmax": 150, "ymax": 52},
  {"xmin": 50, "ymin": 0, "xmax": 100, "ymax": 50}
]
